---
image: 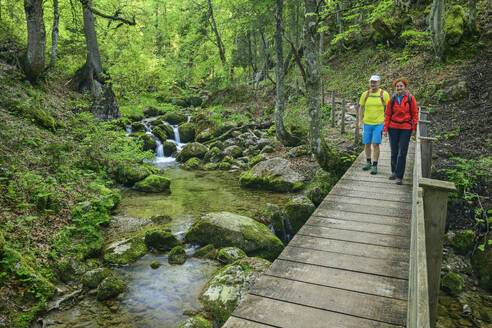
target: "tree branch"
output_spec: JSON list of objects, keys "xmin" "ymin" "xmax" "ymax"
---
[
  {"xmin": 80, "ymin": 0, "xmax": 136, "ymax": 25},
  {"xmin": 283, "ymin": 32, "xmax": 306, "ymax": 84}
]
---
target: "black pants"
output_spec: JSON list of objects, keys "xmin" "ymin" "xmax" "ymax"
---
[{"xmin": 388, "ymin": 127, "xmax": 412, "ymax": 180}]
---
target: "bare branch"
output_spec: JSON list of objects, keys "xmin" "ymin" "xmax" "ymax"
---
[{"xmin": 80, "ymin": 0, "xmax": 136, "ymax": 25}]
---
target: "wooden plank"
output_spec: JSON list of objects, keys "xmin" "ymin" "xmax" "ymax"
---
[
  {"xmin": 250, "ymin": 275, "xmax": 408, "ymax": 326},
  {"xmin": 336, "ymin": 179, "xmax": 411, "ymax": 192},
  {"xmin": 313, "ymin": 207, "xmax": 410, "ymax": 227},
  {"xmin": 341, "ymin": 173, "xmax": 413, "ymax": 185},
  {"xmin": 232, "ymin": 295, "xmax": 403, "ymax": 328},
  {"xmin": 266, "ymin": 260, "xmax": 408, "ymax": 300},
  {"xmin": 319, "ymin": 201, "xmax": 411, "ymax": 218},
  {"xmin": 323, "ymin": 194, "xmax": 411, "ymax": 209},
  {"xmin": 329, "ymin": 185, "xmax": 412, "ymax": 203},
  {"xmin": 300, "ymin": 223, "xmax": 410, "ymax": 248},
  {"xmin": 279, "ymin": 246, "xmax": 408, "ymax": 279},
  {"xmin": 288, "ymin": 235, "xmax": 409, "ymax": 262},
  {"xmin": 307, "ymin": 216, "xmax": 410, "ymax": 237},
  {"xmin": 224, "ymin": 317, "xmax": 276, "ymax": 328}
]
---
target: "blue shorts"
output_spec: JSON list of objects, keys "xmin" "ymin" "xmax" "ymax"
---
[{"xmin": 362, "ymin": 123, "xmax": 384, "ymax": 144}]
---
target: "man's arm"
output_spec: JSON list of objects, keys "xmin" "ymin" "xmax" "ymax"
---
[{"xmin": 359, "ymin": 105, "xmax": 364, "ymax": 128}]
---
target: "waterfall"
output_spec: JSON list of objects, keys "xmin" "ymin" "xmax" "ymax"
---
[{"xmin": 125, "ymin": 125, "xmax": 132, "ymax": 135}]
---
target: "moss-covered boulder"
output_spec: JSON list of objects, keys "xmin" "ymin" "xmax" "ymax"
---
[
  {"xmin": 239, "ymin": 158, "xmax": 304, "ymax": 192},
  {"xmin": 218, "ymin": 161, "xmax": 232, "ymax": 170},
  {"xmin": 97, "ymin": 276, "xmax": 126, "ymax": 300},
  {"xmin": 138, "ymin": 134, "xmax": 157, "ymax": 152},
  {"xmin": 82, "ymin": 268, "xmax": 113, "ymax": 289},
  {"xmin": 185, "ymin": 212, "xmax": 283, "ymax": 261},
  {"xmin": 163, "ymin": 141, "xmax": 177, "ymax": 156},
  {"xmin": 168, "ymin": 246, "xmax": 186, "ymax": 265},
  {"xmin": 284, "ymin": 196, "xmax": 315, "ymax": 233},
  {"xmin": 177, "ymin": 316, "xmax": 212, "ymax": 328},
  {"xmin": 104, "ymin": 237, "xmax": 147, "ymax": 265},
  {"xmin": 134, "ymin": 174, "xmax": 171, "ymax": 193},
  {"xmin": 446, "ymin": 5, "xmax": 466, "ymax": 46},
  {"xmin": 223, "ymin": 145, "xmax": 242, "ymax": 158},
  {"xmin": 152, "ymin": 124, "xmax": 175, "ymax": 141},
  {"xmin": 115, "ymin": 164, "xmax": 154, "ymax": 186},
  {"xmin": 143, "ymin": 106, "xmax": 165, "ymax": 117},
  {"xmin": 306, "ymin": 186, "xmax": 324, "ymax": 207},
  {"xmin": 145, "ymin": 230, "xmax": 179, "ymax": 251},
  {"xmin": 471, "ymin": 238, "xmax": 492, "ymax": 291},
  {"xmin": 193, "ymin": 244, "xmax": 217, "ymax": 259},
  {"xmin": 164, "ymin": 112, "xmax": 187, "ymax": 125},
  {"xmin": 441, "ymin": 272, "xmax": 464, "ymax": 295},
  {"xmin": 261, "ymin": 203, "xmax": 284, "ymax": 238},
  {"xmin": 177, "ymin": 142, "xmax": 208, "ymax": 162},
  {"xmin": 131, "ymin": 122, "xmax": 145, "ymax": 132},
  {"xmin": 451, "ymin": 230, "xmax": 475, "ymax": 255},
  {"xmin": 249, "ymin": 154, "xmax": 266, "ymax": 167},
  {"xmin": 261, "ymin": 145, "xmax": 275, "ymax": 153},
  {"xmin": 178, "ymin": 122, "xmax": 196, "ymax": 142},
  {"xmin": 217, "ymin": 247, "xmax": 247, "ymax": 264},
  {"xmin": 204, "ymin": 147, "xmax": 224, "ymax": 163},
  {"xmin": 24, "ymin": 106, "xmax": 56, "ymax": 132},
  {"xmin": 199, "ymin": 257, "xmax": 270, "ymax": 325},
  {"xmin": 204, "ymin": 163, "xmax": 218, "ymax": 170},
  {"xmin": 128, "ymin": 113, "xmax": 145, "ymax": 122},
  {"xmin": 150, "ymin": 260, "xmax": 161, "ymax": 269},
  {"xmin": 184, "ymin": 157, "xmax": 201, "ymax": 170}
]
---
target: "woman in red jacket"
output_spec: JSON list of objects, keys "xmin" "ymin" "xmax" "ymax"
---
[{"xmin": 383, "ymin": 77, "xmax": 418, "ymax": 185}]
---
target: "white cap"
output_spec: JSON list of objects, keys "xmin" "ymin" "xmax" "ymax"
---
[{"xmin": 369, "ymin": 75, "xmax": 381, "ymax": 81}]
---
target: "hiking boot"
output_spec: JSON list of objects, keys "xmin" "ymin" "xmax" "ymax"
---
[
  {"xmin": 389, "ymin": 173, "xmax": 396, "ymax": 180},
  {"xmin": 396, "ymin": 179, "xmax": 403, "ymax": 185},
  {"xmin": 362, "ymin": 162, "xmax": 371, "ymax": 171},
  {"xmin": 370, "ymin": 165, "xmax": 377, "ymax": 175}
]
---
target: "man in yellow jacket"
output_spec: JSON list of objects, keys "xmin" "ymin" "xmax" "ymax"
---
[{"xmin": 358, "ymin": 75, "xmax": 390, "ymax": 175}]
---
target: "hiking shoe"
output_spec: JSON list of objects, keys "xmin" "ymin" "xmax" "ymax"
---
[
  {"xmin": 370, "ymin": 165, "xmax": 377, "ymax": 175},
  {"xmin": 362, "ymin": 162, "xmax": 371, "ymax": 171},
  {"xmin": 389, "ymin": 173, "xmax": 396, "ymax": 180},
  {"xmin": 396, "ymin": 179, "xmax": 403, "ymax": 185}
]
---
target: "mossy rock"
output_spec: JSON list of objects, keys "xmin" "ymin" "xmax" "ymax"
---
[
  {"xmin": 452, "ymin": 230, "xmax": 475, "ymax": 255},
  {"xmin": 204, "ymin": 163, "xmax": 218, "ymax": 170},
  {"xmin": 143, "ymin": 106, "xmax": 165, "ymax": 117},
  {"xmin": 218, "ymin": 161, "xmax": 232, "ymax": 170},
  {"xmin": 261, "ymin": 145, "xmax": 274, "ymax": 153},
  {"xmin": 115, "ymin": 164, "xmax": 153, "ymax": 186},
  {"xmin": 239, "ymin": 158, "xmax": 304, "ymax": 193},
  {"xmin": 177, "ymin": 316, "xmax": 212, "ymax": 328},
  {"xmin": 104, "ymin": 237, "xmax": 147, "ymax": 265},
  {"xmin": 446, "ymin": 5, "xmax": 466, "ymax": 46},
  {"xmin": 441, "ymin": 272, "xmax": 464, "ymax": 295},
  {"xmin": 471, "ymin": 237, "xmax": 492, "ymax": 291},
  {"xmin": 185, "ymin": 212, "xmax": 284, "ymax": 261},
  {"xmin": 193, "ymin": 244, "xmax": 217, "ymax": 259},
  {"xmin": 313, "ymin": 169, "xmax": 338, "ymax": 195},
  {"xmin": 284, "ymin": 196, "xmax": 315, "ymax": 233},
  {"xmin": 82, "ymin": 268, "xmax": 113, "ymax": 289},
  {"xmin": 152, "ymin": 124, "xmax": 175, "ymax": 141},
  {"xmin": 134, "ymin": 174, "xmax": 171, "ymax": 193},
  {"xmin": 199, "ymin": 257, "xmax": 270, "ymax": 325},
  {"xmin": 306, "ymin": 186, "xmax": 324, "ymax": 207},
  {"xmin": 261, "ymin": 203, "xmax": 284, "ymax": 237},
  {"xmin": 128, "ymin": 113, "xmax": 145, "ymax": 122},
  {"xmin": 217, "ymin": 247, "xmax": 247, "ymax": 264},
  {"xmin": 163, "ymin": 141, "xmax": 177, "ymax": 156},
  {"xmin": 184, "ymin": 157, "xmax": 201, "ymax": 170},
  {"xmin": 249, "ymin": 154, "xmax": 266, "ymax": 167},
  {"xmin": 23, "ymin": 106, "xmax": 56, "ymax": 132},
  {"xmin": 204, "ymin": 147, "xmax": 224, "ymax": 163},
  {"xmin": 176, "ymin": 142, "xmax": 208, "ymax": 162},
  {"xmin": 138, "ymin": 134, "xmax": 157, "ymax": 152},
  {"xmin": 164, "ymin": 112, "xmax": 187, "ymax": 125},
  {"xmin": 168, "ymin": 246, "xmax": 186, "ymax": 265},
  {"xmin": 0, "ymin": 231, "xmax": 6, "ymax": 254},
  {"xmin": 223, "ymin": 145, "xmax": 242, "ymax": 158},
  {"xmin": 178, "ymin": 122, "xmax": 196, "ymax": 142},
  {"xmin": 131, "ymin": 122, "xmax": 145, "ymax": 132},
  {"xmin": 144, "ymin": 230, "xmax": 179, "ymax": 251},
  {"xmin": 97, "ymin": 276, "xmax": 126, "ymax": 300}
]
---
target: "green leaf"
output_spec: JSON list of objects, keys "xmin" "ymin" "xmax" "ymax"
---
[{"xmin": 478, "ymin": 244, "xmax": 485, "ymax": 251}]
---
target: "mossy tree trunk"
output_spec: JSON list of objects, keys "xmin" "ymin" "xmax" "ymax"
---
[
  {"xmin": 429, "ymin": 0, "xmax": 446, "ymax": 61},
  {"xmin": 48, "ymin": 0, "xmax": 59, "ymax": 69},
  {"xmin": 469, "ymin": 0, "xmax": 477, "ymax": 32},
  {"xmin": 207, "ymin": 0, "xmax": 226, "ymax": 67},
  {"xmin": 275, "ymin": 0, "xmax": 299, "ymax": 146},
  {"xmin": 23, "ymin": 0, "xmax": 46, "ymax": 82},
  {"xmin": 303, "ymin": 0, "xmax": 339, "ymax": 172}
]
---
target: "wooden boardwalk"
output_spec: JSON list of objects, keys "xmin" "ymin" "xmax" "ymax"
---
[{"xmin": 224, "ymin": 140, "xmax": 415, "ymax": 328}]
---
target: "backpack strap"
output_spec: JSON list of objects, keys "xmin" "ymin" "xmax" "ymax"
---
[
  {"xmin": 362, "ymin": 89, "xmax": 370, "ymax": 107},
  {"xmin": 379, "ymin": 89, "xmax": 386, "ymax": 107}
]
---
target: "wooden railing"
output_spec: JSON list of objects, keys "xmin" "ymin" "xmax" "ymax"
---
[{"xmin": 407, "ymin": 108, "xmax": 456, "ymax": 328}]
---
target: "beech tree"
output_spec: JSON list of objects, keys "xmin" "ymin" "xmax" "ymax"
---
[
  {"xmin": 23, "ymin": 0, "xmax": 46, "ymax": 82},
  {"xmin": 429, "ymin": 0, "xmax": 446, "ymax": 61}
]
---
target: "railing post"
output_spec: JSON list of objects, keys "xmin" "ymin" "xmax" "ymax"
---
[
  {"xmin": 354, "ymin": 101, "xmax": 360, "ymax": 145},
  {"xmin": 419, "ymin": 137, "xmax": 435, "ymax": 178},
  {"xmin": 419, "ymin": 178, "xmax": 456, "ymax": 328},
  {"xmin": 331, "ymin": 91, "xmax": 336, "ymax": 127},
  {"xmin": 341, "ymin": 98, "xmax": 346, "ymax": 134}
]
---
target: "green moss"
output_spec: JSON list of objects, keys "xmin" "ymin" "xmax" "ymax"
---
[
  {"xmin": 103, "ymin": 238, "xmax": 148, "ymax": 265},
  {"xmin": 249, "ymin": 154, "xmax": 266, "ymax": 167},
  {"xmin": 184, "ymin": 157, "xmax": 201, "ymax": 170},
  {"xmin": 284, "ymin": 196, "xmax": 316, "ymax": 233},
  {"xmin": 446, "ymin": 5, "xmax": 466, "ymax": 46},
  {"xmin": 81, "ymin": 268, "xmax": 113, "ymax": 289},
  {"xmin": 204, "ymin": 146, "xmax": 223, "ymax": 163},
  {"xmin": 217, "ymin": 247, "xmax": 247, "ymax": 264},
  {"xmin": 23, "ymin": 106, "xmax": 56, "ymax": 132},
  {"xmin": 204, "ymin": 163, "xmax": 218, "ymax": 170},
  {"xmin": 150, "ymin": 260, "xmax": 161, "ymax": 269},
  {"xmin": 177, "ymin": 142, "xmax": 209, "ymax": 162},
  {"xmin": 163, "ymin": 141, "xmax": 177, "ymax": 156},
  {"xmin": 178, "ymin": 122, "xmax": 196, "ymax": 142},
  {"xmin": 239, "ymin": 171, "xmax": 303, "ymax": 193},
  {"xmin": 115, "ymin": 164, "xmax": 153, "ymax": 186},
  {"xmin": 193, "ymin": 244, "xmax": 217, "ymax": 259},
  {"xmin": 168, "ymin": 246, "xmax": 186, "ymax": 265},
  {"xmin": 164, "ymin": 112, "xmax": 187, "ymax": 124},
  {"xmin": 134, "ymin": 174, "xmax": 171, "ymax": 192},
  {"xmin": 178, "ymin": 316, "xmax": 212, "ymax": 328},
  {"xmin": 471, "ymin": 238, "xmax": 492, "ymax": 291},
  {"xmin": 441, "ymin": 272, "xmax": 464, "ymax": 295},
  {"xmin": 452, "ymin": 230, "xmax": 475, "ymax": 255},
  {"xmin": 97, "ymin": 276, "xmax": 126, "ymax": 300},
  {"xmin": 144, "ymin": 230, "xmax": 179, "ymax": 251},
  {"xmin": 218, "ymin": 161, "xmax": 232, "ymax": 170}
]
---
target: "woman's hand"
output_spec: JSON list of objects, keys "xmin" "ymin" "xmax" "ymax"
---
[
  {"xmin": 411, "ymin": 130, "xmax": 416, "ymax": 137},
  {"xmin": 359, "ymin": 121, "xmax": 363, "ymax": 129}
]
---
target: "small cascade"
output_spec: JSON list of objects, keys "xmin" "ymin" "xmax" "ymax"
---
[
  {"xmin": 164, "ymin": 122, "xmax": 186, "ymax": 152},
  {"xmin": 125, "ymin": 125, "xmax": 132, "ymax": 135},
  {"xmin": 282, "ymin": 216, "xmax": 293, "ymax": 243}
]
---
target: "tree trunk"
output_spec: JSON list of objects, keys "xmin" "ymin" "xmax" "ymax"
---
[
  {"xmin": 304, "ymin": 0, "xmax": 338, "ymax": 172},
  {"xmin": 207, "ymin": 0, "xmax": 226, "ymax": 66},
  {"xmin": 23, "ymin": 0, "xmax": 46, "ymax": 82},
  {"xmin": 429, "ymin": 0, "xmax": 446, "ymax": 61},
  {"xmin": 49, "ymin": 0, "xmax": 59, "ymax": 69},
  {"xmin": 275, "ymin": 0, "xmax": 299, "ymax": 146},
  {"xmin": 469, "ymin": 0, "xmax": 477, "ymax": 32},
  {"xmin": 336, "ymin": 1, "xmax": 344, "ymax": 52}
]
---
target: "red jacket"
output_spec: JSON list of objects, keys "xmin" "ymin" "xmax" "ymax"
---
[{"xmin": 384, "ymin": 92, "xmax": 418, "ymax": 132}]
